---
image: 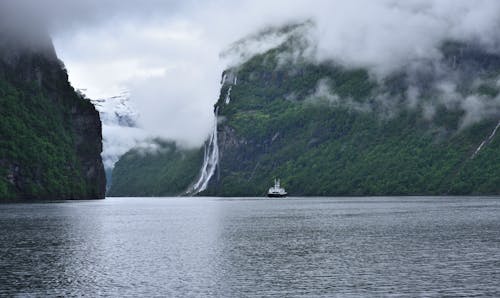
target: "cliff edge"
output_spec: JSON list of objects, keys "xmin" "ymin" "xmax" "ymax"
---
[{"xmin": 0, "ymin": 25, "xmax": 105, "ymax": 200}]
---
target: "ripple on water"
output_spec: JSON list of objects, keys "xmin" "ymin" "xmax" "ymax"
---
[{"xmin": 0, "ymin": 197, "xmax": 499, "ymax": 297}]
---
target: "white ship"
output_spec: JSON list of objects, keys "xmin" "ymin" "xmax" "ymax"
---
[{"xmin": 267, "ymin": 179, "xmax": 287, "ymax": 198}]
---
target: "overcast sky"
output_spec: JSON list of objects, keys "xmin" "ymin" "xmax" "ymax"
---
[
  {"xmin": 52, "ymin": 0, "xmax": 310, "ymax": 147},
  {"xmin": 5, "ymin": 0, "xmax": 500, "ymax": 149}
]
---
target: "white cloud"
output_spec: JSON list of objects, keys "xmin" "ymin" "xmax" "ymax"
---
[{"xmin": 4, "ymin": 0, "xmax": 500, "ymax": 150}]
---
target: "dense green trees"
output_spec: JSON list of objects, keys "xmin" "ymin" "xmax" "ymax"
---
[
  {"xmin": 108, "ymin": 141, "xmax": 203, "ymax": 197},
  {"xmin": 111, "ymin": 39, "xmax": 500, "ymax": 197},
  {"xmin": 0, "ymin": 49, "xmax": 105, "ymax": 200},
  {"xmin": 203, "ymin": 42, "xmax": 500, "ymax": 196}
]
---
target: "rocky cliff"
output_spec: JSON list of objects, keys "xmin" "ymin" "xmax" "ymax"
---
[{"xmin": 0, "ymin": 27, "xmax": 105, "ymax": 200}]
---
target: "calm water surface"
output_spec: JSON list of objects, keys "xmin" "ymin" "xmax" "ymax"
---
[{"xmin": 0, "ymin": 197, "xmax": 499, "ymax": 297}]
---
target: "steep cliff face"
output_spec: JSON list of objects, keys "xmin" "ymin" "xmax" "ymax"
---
[{"xmin": 0, "ymin": 28, "xmax": 105, "ymax": 200}]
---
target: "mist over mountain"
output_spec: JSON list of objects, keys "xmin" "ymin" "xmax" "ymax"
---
[
  {"xmin": 111, "ymin": 20, "xmax": 500, "ymax": 196},
  {"xmin": 0, "ymin": 18, "xmax": 105, "ymax": 199},
  {"xmin": 3, "ymin": 0, "xmax": 500, "ymax": 196},
  {"xmin": 45, "ymin": 0, "xmax": 500, "ymax": 148},
  {"xmin": 91, "ymin": 92, "xmax": 139, "ymax": 168},
  {"xmin": 2, "ymin": 3, "xmax": 500, "ymax": 297}
]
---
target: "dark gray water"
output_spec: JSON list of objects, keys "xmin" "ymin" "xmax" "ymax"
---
[{"xmin": 0, "ymin": 197, "xmax": 499, "ymax": 297}]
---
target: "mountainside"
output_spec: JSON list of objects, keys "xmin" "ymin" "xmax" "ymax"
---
[
  {"xmin": 0, "ymin": 29, "xmax": 106, "ymax": 200},
  {"xmin": 205, "ymin": 40, "xmax": 500, "ymax": 196},
  {"xmin": 108, "ymin": 141, "xmax": 203, "ymax": 197},
  {"xmin": 110, "ymin": 34, "xmax": 500, "ymax": 197}
]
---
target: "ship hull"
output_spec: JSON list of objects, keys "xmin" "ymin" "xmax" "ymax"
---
[{"xmin": 267, "ymin": 193, "xmax": 287, "ymax": 198}]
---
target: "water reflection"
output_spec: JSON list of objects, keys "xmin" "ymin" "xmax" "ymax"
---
[{"xmin": 0, "ymin": 197, "xmax": 499, "ymax": 296}]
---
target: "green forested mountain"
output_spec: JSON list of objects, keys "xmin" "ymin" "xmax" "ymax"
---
[
  {"xmin": 0, "ymin": 30, "xmax": 106, "ymax": 200},
  {"xmin": 205, "ymin": 40, "xmax": 500, "ymax": 196},
  {"xmin": 111, "ymin": 34, "xmax": 500, "ymax": 197},
  {"xmin": 108, "ymin": 141, "xmax": 203, "ymax": 197}
]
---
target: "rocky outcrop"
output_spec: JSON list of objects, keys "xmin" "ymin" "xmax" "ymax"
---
[{"xmin": 71, "ymin": 105, "xmax": 106, "ymax": 199}]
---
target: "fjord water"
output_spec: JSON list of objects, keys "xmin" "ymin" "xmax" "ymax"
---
[{"xmin": 0, "ymin": 197, "xmax": 499, "ymax": 297}]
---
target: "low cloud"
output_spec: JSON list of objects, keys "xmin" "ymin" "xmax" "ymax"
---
[
  {"xmin": 3, "ymin": 0, "xmax": 500, "ymax": 153},
  {"xmin": 100, "ymin": 125, "xmax": 149, "ymax": 169},
  {"xmin": 306, "ymin": 79, "xmax": 372, "ymax": 114}
]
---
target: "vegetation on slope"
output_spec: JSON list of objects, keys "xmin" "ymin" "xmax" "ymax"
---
[
  {"xmin": 0, "ymin": 42, "xmax": 105, "ymax": 200},
  {"xmin": 202, "ymin": 40, "xmax": 500, "ymax": 196},
  {"xmin": 110, "ymin": 32, "xmax": 500, "ymax": 197},
  {"xmin": 108, "ymin": 141, "xmax": 203, "ymax": 197}
]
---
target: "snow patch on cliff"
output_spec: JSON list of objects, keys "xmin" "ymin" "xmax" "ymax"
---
[{"xmin": 91, "ymin": 91, "xmax": 147, "ymax": 169}]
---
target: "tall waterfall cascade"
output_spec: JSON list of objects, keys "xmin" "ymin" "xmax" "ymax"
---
[
  {"xmin": 186, "ymin": 72, "xmax": 237, "ymax": 195},
  {"xmin": 186, "ymin": 107, "xmax": 219, "ymax": 195},
  {"xmin": 471, "ymin": 120, "xmax": 500, "ymax": 159}
]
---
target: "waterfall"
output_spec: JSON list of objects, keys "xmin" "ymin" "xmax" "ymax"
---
[
  {"xmin": 224, "ymin": 75, "xmax": 237, "ymax": 104},
  {"xmin": 489, "ymin": 121, "xmax": 500, "ymax": 141},
  {"xmin": 472, "ymin": 140, "xmax": 487, "ymax": 158},
  {"xmin": 471, "ymin": 120, "xmax": 500, "ymax": 158},
  {"xmin": 186, "ymin": 107, "xmax": 219, "ymax": 195},
  {"xmin": 221, "ymin": 73, "xmax": 227, "ymax": 85},
  {"xmin": 186, "ymin": 72, "xmax": 236, "ymax": 195},
  {"xmin": 225, "ymin": 86, "xmax": 232, "ymax": 104}
]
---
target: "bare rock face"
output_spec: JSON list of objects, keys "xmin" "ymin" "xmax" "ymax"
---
[
  {"xmin": 0, "ymin": 25, "xmax": 105, "ymax": 200},
  {"xmin": 70, "ymin": 105, "xmax": 106, "ymax": 199}
]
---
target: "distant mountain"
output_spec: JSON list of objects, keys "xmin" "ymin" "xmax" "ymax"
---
[
  {"xmin": 111, "ymin": 29, "xmax": 500, "ymax": 197},
  {"xmin": 0, "ymin": 28, "xmax": 105, "ymax": 200},
  {"xmin": 90, "ymin": 91, "xmax": 141, "ymax": 189},
  {"xmin": 91, "ymin": 91, "xmax": 138, "ymax": 128},
  {"xmin": 108, "ymin": 140, "xmax": 203, "ymax": 197}
]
